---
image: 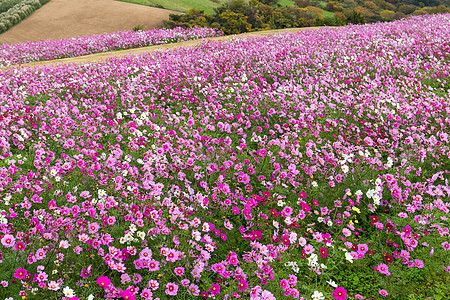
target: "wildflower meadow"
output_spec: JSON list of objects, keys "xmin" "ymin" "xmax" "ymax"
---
[{"xmin": 0, "ymin": 14, "xmax": 449, "ymax": 300}]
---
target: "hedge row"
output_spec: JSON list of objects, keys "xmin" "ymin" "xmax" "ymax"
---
[
  {"xmin": 0, "ymin": 0, "xmax": 42, "ymax": 34},
  {"xmin": 0, "ymin": 0, "xmax": 22, "ymax": 14}
]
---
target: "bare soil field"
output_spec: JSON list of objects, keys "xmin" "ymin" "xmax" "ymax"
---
[
  {"xmin": 1, "ymin": 27, "xmax": 328, "ymax": 70},
  {"xmin": 0, "ymin": 0, "xmax": 181, "ymax": 44}
]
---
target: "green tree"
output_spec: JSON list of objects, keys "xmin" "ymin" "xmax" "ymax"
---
[
  {"xmin": 346, "ymin": 9, "xmax": 366, "ymax": 23},
  {"xmin": 217, "ymin": 10, "xmax": 252, "ymax": 34}
]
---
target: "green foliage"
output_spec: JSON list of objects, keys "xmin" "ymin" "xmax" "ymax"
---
[
  {"xmin": 0, "ymin": 0, "xmax": 21, "ymax": 14},
  {"xmin": 218, "ymin": 9, "xmax": 252, "ymax": 34},
  {"xmin": 161, "ymin": 0, "xmax": 450, "ymax": 34},
  {"xmin": 346, "ymin": 9, "xmax": 366, "ymax": 24},
  {"xmin": 166, "ymin": 0, "xmax": 318, "ymax": 33},
  {"xmin": 132, "ymin": 24, "xmax": 144, "ymax": 31},
  {"xmin": 315, "ymin": 15, "xmax": 345, "ymax": 26}
]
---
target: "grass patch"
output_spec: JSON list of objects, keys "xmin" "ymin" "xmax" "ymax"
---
[
  {"xmin": 279, "ymin": 0, "xmax": 295, "ymax": 6},
  {"xmin": 322, "ymin": 9, "xmax": 335, "ymax": 17},
  {"xmin": 115, "ymin": 0, "xmax": 228, "ymax": 14}
]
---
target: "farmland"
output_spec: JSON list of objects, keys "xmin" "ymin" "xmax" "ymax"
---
[{"xmin": 0, "ymin": 13, "xmax": 450, "ymax": 300}]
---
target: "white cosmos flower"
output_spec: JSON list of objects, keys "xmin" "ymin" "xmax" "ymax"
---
[
  {"xmin": 62, "ymin": 286, "xmax": 75, "ymax": 297},
  {"xmin": 308, "ymin": 254, "xmax": 318, "ymax": 266},
  {"xmin": 342, "ymin": 165, "xmax": 349, "ymax": 173},
  {"xmin": 327, "ymin": 280, "xmax": 337, "ymax": 287},
  {"xmin": 311, "ymin": 291, "xmax": 325, "ymax": 300},
  {"xmin": 345, "ymin": 251, "xmax": 354, "ymax": 263}
]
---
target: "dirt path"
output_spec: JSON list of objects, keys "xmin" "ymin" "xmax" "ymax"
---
[
  {"xmin": 2, "ymin": 27, "xmax": 328, "ymax": 70},
  {"xmin": 0, "ymin": 0, "xmax": 181, "ymax": 44}
]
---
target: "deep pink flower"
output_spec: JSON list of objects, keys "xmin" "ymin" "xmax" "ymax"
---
[
  {"xmin": 281, "ymin": 234, "xmax": 291, "ymax": 246},
  {"xmin": 280, "ymin": 279, "xmax": 289, "ymax": 290},
  {"xmin": 209, "ymin": 283, "xmax": 221, "ymax": 295},
  {"xmin": 13, "ymin": 268, "xmax": 27, "ymax": 279},
  {"xmin": 238, "ymin": 279, "xmax": 248, "ymax": 292},
  {"xmin": 121, "ymin": 289, "xmax": 136, "ymax": 300},
  {"xmin": 96, "ymin": 276, "xmax": 111, "ymax": 288},
  {"xmin": 333, "ymin": 286, "xmax": 347, "ymax": 300},
  {"xmin": 14, "ymin": 241, "xmax": 26, "ymax": 251}
]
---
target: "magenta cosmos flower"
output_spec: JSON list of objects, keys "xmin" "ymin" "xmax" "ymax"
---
[
  {"xmin": 165, "ymin": 282, "xmax": 179, "ymax": 296},
  {"xmin": 333, "ymin": 286, "xmax": 347, "ymax": 300},
  {"xmin": 121, "ymin": 289, "xmax": 136, "ymax": 300},
  {"xmin": 379, "ymin": 289, "xmax": 388, "ymax": 296},
  {"xmin": 96, "ymin": 276, "xmax": 111, "ymax": 288},
  {"xmin": 13, "ymin": 268, "xmax": 27, "ymax": 279}
]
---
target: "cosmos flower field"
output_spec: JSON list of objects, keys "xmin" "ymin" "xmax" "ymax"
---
[
  {"xmin": 0, "ymin": 14, "xmax": 450, "ymax": 300},
  {"xmin": 0, "ymin": 27, "xmax": 222, "ymax": 67}
]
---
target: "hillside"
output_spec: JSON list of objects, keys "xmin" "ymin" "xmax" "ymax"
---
[
  {"xmin": 117, "ymin": 0, "xmax": 230, "ymax": 15},
  {"xmin": 0, "ymin": 0, "xmax": 181, "ymax": 44}
]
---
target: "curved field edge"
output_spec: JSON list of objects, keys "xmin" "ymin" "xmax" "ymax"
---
[{"xmin": 0, "ymin": 27, "xmax": 329, "ymax": 70}]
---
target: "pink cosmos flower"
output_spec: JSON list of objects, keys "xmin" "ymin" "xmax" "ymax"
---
[
  {"xmin": 377, "ymin": 263, "xmax": 391, "ymax": 276},
  {"xmin": 209, "ymin": 283, "xmax": 221, "ymax": 295},
  {"xmin": 333, "ymin": 286, "xmax": 347, "ymax": 300},
  {"xmin": 13, "ymin": 268, "xmax": 27, "ymax": 279},
  {"xmin": 342, "ymin": 228, "xmax": 351, "ymax": 237},
  {"xmin": 238, "ymin": 279, "xmax": 248, "ymax": 292},
  {"xmin": 140, "ymin": 288, "xmax": 152, "ymax": 300},
  {"xmin": 48, "ymin": 281, "xmax": 60, "ymax": 291},
  {"xmin": 165, "ymin": 282, "xmax": 179, "ymax": 296},
  {"xmin": 148, "ymin": 279, "xmax": 159, "ymax": 291},
  {"xmin": 148, "ymin": 260, "xmax": 160, "ymax": 271},
  {"xmin": 121, "ymin": 289, "xmax": 136, "ymax": 300},
  {"xmin": 288, "ymin": 274, "xmax": 297, "ymax": 287},
  {"xmin": 14, "ymin": 241, "xmax": 26, "ymax": 251},
  {"xmin": 379, "ymin": 289, "xmax": 388, "ymax": 296},
  {"xmin": 174, "ymin": 267, "xmax": 185, "ymax": 276},
  {"xmin": 188, "ymin": 283, "xmax": 200, "ymax": 296},
  {"xmin": 414, "ymin": 259, "xmax": 424, "ymax": 268},
  {"xmin": 1, "ymin": 234, "xmax": 15, "ymax": 248},
  {"xmin": 96, "ymin": 276, "xmax": 111, "ymax": 288},
  {"xmin": 280, "ymin": 279, "xmax": 289, "ymax": 290}
]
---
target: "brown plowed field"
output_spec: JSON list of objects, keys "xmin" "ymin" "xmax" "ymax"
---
[{"xmin": 0, "ymin": 0, "xmax": 181, "ymax": 44}]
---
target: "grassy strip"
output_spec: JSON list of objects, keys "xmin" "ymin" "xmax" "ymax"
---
[{"xmin": 115, "ymin": 0, "xmax": 228, "ymax": 15}]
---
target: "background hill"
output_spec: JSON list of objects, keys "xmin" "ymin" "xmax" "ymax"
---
[
  {"xmin": 0, "ymin": 0, "xmax": 181, "ymax": 44},
  {"xmin": 122, "ymin": 0, "xmax": 450, "ymax": 31}
]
